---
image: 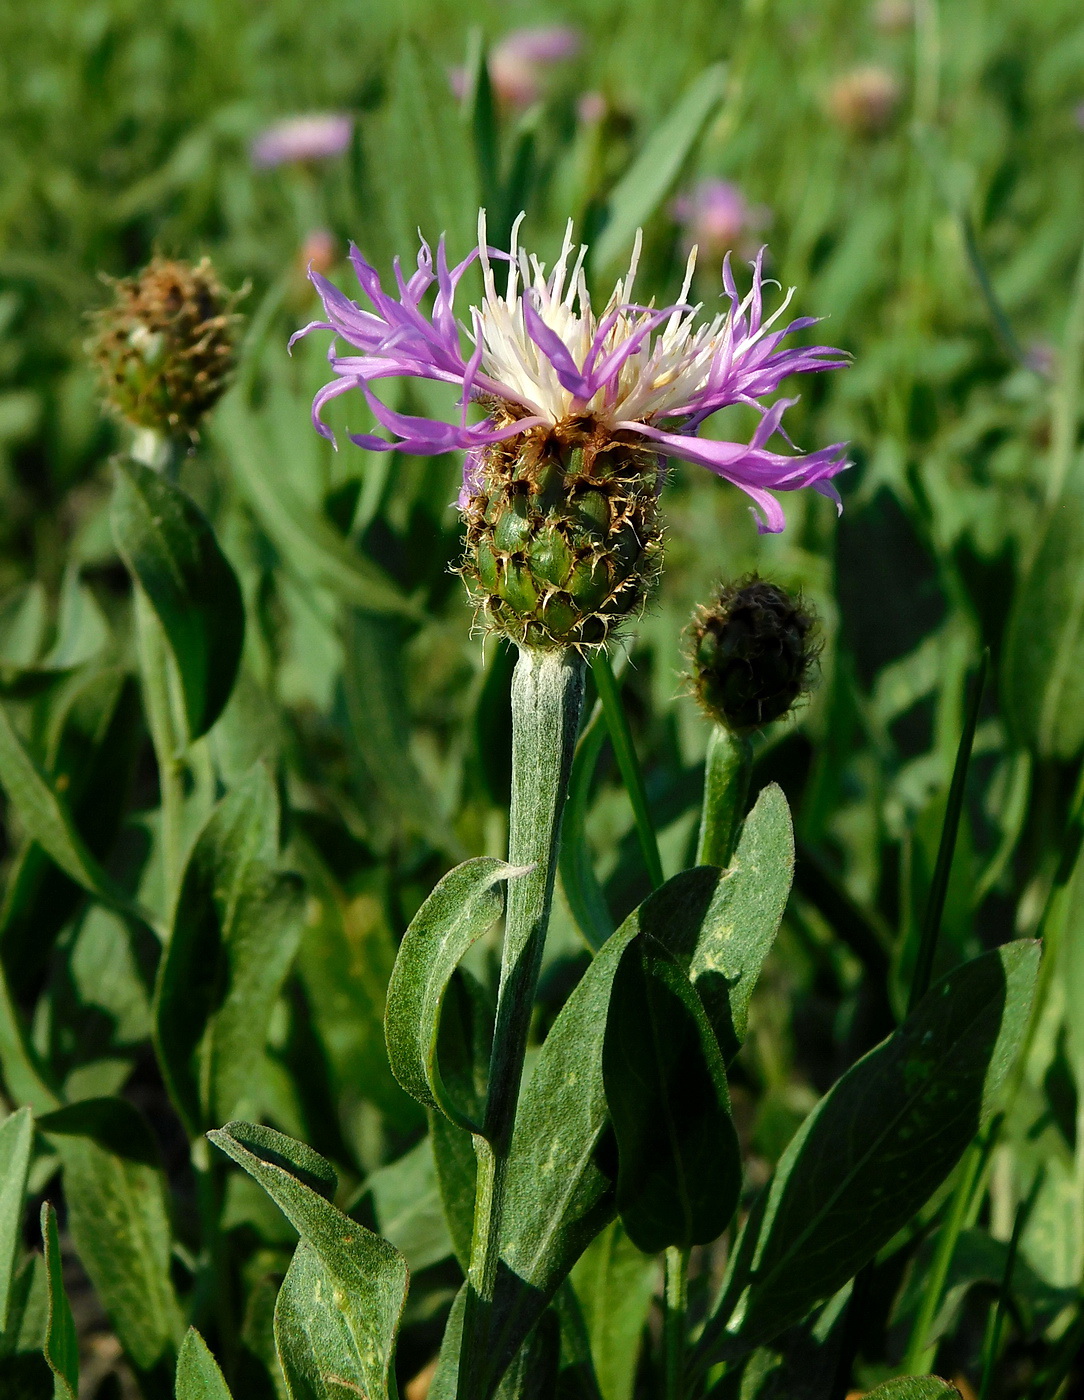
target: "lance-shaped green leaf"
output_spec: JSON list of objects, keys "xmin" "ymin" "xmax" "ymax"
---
[
  {"xmin": 1002, "ymin": 481, "xmax": 1084, "ymax": 758},
  {"xmin": 696, "ymin": 941, "xmax": 1040, "ymax": 1366},
  {"xmin": 209, "ymin": 1122, "xmax": 407, "ymax": 1400},
  {"xmin": 0, "ymin": 1252, "xmax": 50, "ymax": 1377},
  {"xmin": 154, "ymin": 766, "xmax": 306, "ymax": 1135},
  {"xmin": 40, "ymin": 1203, "xmax": 77, "ymax": 1400},
  {"xmin": 0, "ymin": 963, "xmax": 59, "ymax": 1115},
  {"xmin": 559, "ymin": 708, "xmax": 613, "ymax": 953},
  {"xmin": 570, "ymin": 1222, "xmax": 656, "ymax": 1400},
  {"xmin": 176, "ymin": 1328, "xmax": 233, "ymax": 1400},
  {"xmin": 652, "ymin": 784, "xmax": 793, "ymax": 1061},
  {"xmin": 862, "ymin": 1382, "xmax": 960, "ymax": 1400},
  {"xmin": 593, "ymin": 64, "xmax": 726, "ymax": 272},
  {"xmin": 0, "ymin": 1109, "xmax": 32, "ymax": 1332},
  {"xmin": 385, "ymin": 856, "xmax": 520, "ymax": 1132},
  {"xmin": 343, "ymin": 612, "xmax": 464, "ymax": 860},
  {"xmin": 0, "ymin": 700, "xmax": 116, "ymax": 907},
  {"xmin": 358, "ymin": 1134, "xmax": 454, "ymax": 1273},
  {"xmin": 603, "ymin": 935, "xmax": 741, "ymax": 1253},
  {"xmin": 214, "ymin": 394, "xmax": 419, "ymax": 621},
  {"xmin": 39, "ymin": 1097, "xmax": 180, "ymax": 1371},
  {"xmin": 111, "ymin": 457, "xmax": 244, "ymax": 739}
]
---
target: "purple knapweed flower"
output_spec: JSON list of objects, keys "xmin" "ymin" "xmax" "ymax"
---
[
  {"xmin": 672, "ymin": 179, "xmax": 771, "ymax": 258},
  {"xmin": 450, "ymin": 25, "xmax": 582, "ymax": 109},
  {"xmin": 293, "ymin": 213, "xmax": 850, "ymax": 534},
  {"xmin": 251, "ymin": 114, "xmax": 353, "ymax": 169}
]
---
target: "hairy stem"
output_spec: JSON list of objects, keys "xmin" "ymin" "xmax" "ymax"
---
[
  {"xmin": 664, "ymin": 1246, "xmax": 690, "ymax": 1400},
  {"xmin": 459, "ymin": 647, "xmax": 586, "ymax": 1400},
  {"xmin": 696, "ymin": 727, "xmax": 752, "ymax": 868}
]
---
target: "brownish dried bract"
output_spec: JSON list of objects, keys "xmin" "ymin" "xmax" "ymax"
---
[
  {"xmin": 89, "ymin": 256, "xmax": 241, "ymax": 439},
  {"xmin": 687, "ymin": 576, "xmax": 820, "ymax": 733},
  {"xmin": 459, "ymin": 407, "xmax": 664, "ymax": 650}
]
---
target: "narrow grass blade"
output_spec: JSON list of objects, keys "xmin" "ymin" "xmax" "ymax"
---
[
  {"xmin": 908, "ymin": 648, "xmax": 988, "ymax": 1014},
  {"xmin": 591, "ymin": 651, "xmax": 663, "ymax": 891}
]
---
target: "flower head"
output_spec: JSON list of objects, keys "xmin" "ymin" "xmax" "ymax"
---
[
  {"xmin": 688, "ymin": 577, "xmax": 819, "ymax": 733},
  {"xmin": 295, "ymin": 212, "xmax": 849, "ymax": 536},
  {"xmin": 450, "ymin": 25, "xmax": 582, "ymax": 109},
  {"xmin": 671, "ymin": 179, "xmax": 770, "ymax": 258},
  {"xmin": 251, "ymin": 113, "xmax": 353, "ymax": 169},
  {"xmin": 826, "ymin": 66, "xmax": 901, "ymax": 136},
  {"xmin": 91, "ymin": 256, "xmax": 240, "ymax": 440}
]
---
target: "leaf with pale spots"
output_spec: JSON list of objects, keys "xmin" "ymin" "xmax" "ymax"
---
[
  {"xmin": 694, "ymin": 940, "xmax": 1040, "ymax": 1367},
  {"xmin": 385, "ymin": 856, "xmax": 520, "ymax": 1133},
  {"xmin": 209, "ymin": 1122, "xmax": 408, "ymax": 1400}
]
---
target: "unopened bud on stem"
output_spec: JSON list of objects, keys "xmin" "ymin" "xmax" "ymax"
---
[
  {"xmin": 90, "ymin": 256, "xmax": 240, "ymax": 445},
  {"xmin": 688, "ymin": 576, "xmax": 818, "ymax": 734}
]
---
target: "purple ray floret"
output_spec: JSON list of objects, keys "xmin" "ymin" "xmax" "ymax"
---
[{"xmin": 293, "ymin": 216, "xmax": 851, "ymax": 533}]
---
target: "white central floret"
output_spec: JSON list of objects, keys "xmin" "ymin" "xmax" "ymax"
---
[{"xmin": 472, "ymin": 211, "xmax": 795, "ymax": 427}]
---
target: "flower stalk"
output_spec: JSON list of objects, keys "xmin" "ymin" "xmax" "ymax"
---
[
  {"xmin": 696, "ymin": 726, "xmax": 752, "ymax": 868},
  {"xmin": 459, "ymin": 646, "xmax": 585, "ymax": 1398}
]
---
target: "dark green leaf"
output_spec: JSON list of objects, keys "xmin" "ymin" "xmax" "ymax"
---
[
  {"xmin": 342, "ymin": 612, "xmax": 463, "ymax": 859},
  {"xmin": 39, "ymin": 1097, "xmax": 180, "ymax": 1371},
  {"xmin": 487, "ymin": 920, "xmax": 637, "ymax": 1390},
  {"xmin": 683, "ymin": 784, "xmax": 793, "ymax": 1059},
  {"xmin": 558, "ymin": 707, "xmax": 613, "ymax": 952},
  {"xmin": 0, "ymin": 700, "xmax": 115, "ymax": 907},
  {"xmin": 358, "ymin": 1135, "xmax": 454, "ymax": 1273},
  {"xmin": 111, "ymin": 457, "xmax": 244, "ymax": 739},
  {"xmin": 212, "ymin": 1120, "xmax": 337, "ymax": 1199},
  {"xmin": 570, "ymin": 1222, "xmax": 656, "ymax": 1400},
  {"xmin": 154, "ymin": 765, "xmax": 306, "ymax": 1134},
  {"xmin": 1002, "ymin": 481, "xmax": 1084, "ymax": 758},
  {"xmin": 39, "ymin": 1203, "xmax": 77, "ymax": 1400},
  {"xmin": 385, "ymin": 856, "xmax": 518, "ymax": 1132},
  {"xmin": 430, "ymin": 1111, "xmax": 477, "ymax": 1271},
  {"xmin": 733, "ymin": 1285, "xmax": 853, "ymax": 1400},
  {"xmin": 210, "ymin": 1121, "xmax": 407, "ymax": 1400},
  {"xmin": 0, "ymin": 1254, "xmax": 49, "ymax": 1363},
  {"xmin": 369, "ymin": 38, "xmax": 478, "ymax": 256},
  {"xmin": 0, "ymin": 1109, "xmax": 33, "ymax": 1331},
  {"xmin": 0, "ymin": 965, "xmax": 59, "ymax": 1114},
  {"xmin": 214, "ymin": 395, "xmax": 419, "ymax": 620},
  {"xmin": 862, "ymin": 1382, "xmax": 960, "ymax": 1400},
  {"xmin": 176, "ymin": 1327, "xmax": 233, "ymax": 1400},
  {"xmin": 604, "ymin": 936, "xmax": 741, "ymax": 1252},
  {"xmin": 1, "ymin": 668, "xmax": 142, "ymax": 1000},
  {"xmin": 697, "ymin": 941, "xmax": 1040, "ymax": 1364},
  {"xmin": 593, "ymin": 64, "xmax": 726, "ymax": 272}
]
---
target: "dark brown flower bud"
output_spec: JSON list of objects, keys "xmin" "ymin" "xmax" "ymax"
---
[
  {"xmin": 688, "ymin": 576, "xmax": 819, "ymax": 733},
  {"xmin": 90, "ymin": 256, "xmax": 240, "ymax": 440}
]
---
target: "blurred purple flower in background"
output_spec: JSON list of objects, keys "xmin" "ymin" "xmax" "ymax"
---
[
  {"xmin": 251, "ymin": 114, "xmax": 353, "ymax": 169},
  {"xmin": 300, "ymin": 229, "xmax": 337, "ymax": 275},
  {"xmin": 672, "ymin": 179, "xmax": 771, "ymax": 258},
  {"xmin": 450, "ymin": 25, "xmax": 582, "ymax": 109},
  {"xmin": 577, "ymin": 91, "xmax": 608, "ymax": 125}
]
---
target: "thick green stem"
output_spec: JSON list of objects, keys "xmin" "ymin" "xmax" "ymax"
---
[
  {"xmin": 696, "ymin": 727, "xmax": 752, "ymax": 868},
  {"xmin": 664, "ymin": 1246, "xmax": 689, "ymax": 1400},
  {"xmin": 459, "ymin": 646, "xmax": 586, "ymax": 1400},
  {"xmin": 134, "ymin": 586, "xmax": 188, "ymax": 918}
]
